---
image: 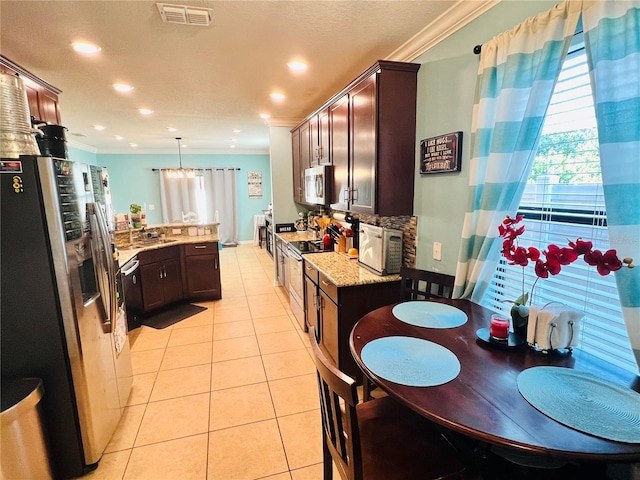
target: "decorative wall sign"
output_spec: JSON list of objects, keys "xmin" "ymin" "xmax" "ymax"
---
[
  {"xmin": 420, "ymin": 131, "xmax": 463, "ymax": 174},
  {"xmin": 248, "ymin": 171, "xmax": 262, "ymax": 198}
]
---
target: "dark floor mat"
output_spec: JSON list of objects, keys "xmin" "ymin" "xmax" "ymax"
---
[{"xmin": 142, "ymin": 303, "xmax": 208, "ymax": 329}]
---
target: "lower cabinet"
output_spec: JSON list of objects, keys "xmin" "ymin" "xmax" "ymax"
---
[
  {"xmin": 138, "ymin": 247, "xmax": 183, "ymax": 312},
  {"xmin": 304, "ymin": 260, "xmax": 400, "ymax": 380},
  {"xmin": 183, "ymin": 242, "xmax": 221, "ymax": 300}
]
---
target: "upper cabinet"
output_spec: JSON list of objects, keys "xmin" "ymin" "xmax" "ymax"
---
[
  {"xmin": 309, "ymin": 108, "xmax": 330, "ymax": 165},
  {"xmin": 292, "ymin": 60, "xmax": 420, "ymax": 215},
  {"xmin": 1, "ymin": 56, "xmax": 62, "ymax": 125}
]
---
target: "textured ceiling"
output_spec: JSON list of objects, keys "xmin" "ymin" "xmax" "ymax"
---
[{"xmin": 0, "ymin": 0, "xmax": 487, "ymax": 154}]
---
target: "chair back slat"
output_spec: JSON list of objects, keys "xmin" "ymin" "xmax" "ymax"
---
[
  {"xmin": 310, "ymin": 329, "xmax": 363, "ymax": 480},
  {"xmin": 400, "ymin": 266, "xmax": 455, "ymax": 300}
]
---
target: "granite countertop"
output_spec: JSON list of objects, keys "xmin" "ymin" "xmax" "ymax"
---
[
  {"xmin": 117, "ymin": 234, "xmax": 219, "ymax": 266},
  {"xmin": 275, "ymin": 231, "xmax": 317, "ymax": 242},
  {"xmin": 302, "ymin": 252, "xmax": 401, "ymax": 288}
]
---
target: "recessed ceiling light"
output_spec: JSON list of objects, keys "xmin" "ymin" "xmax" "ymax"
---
[
  {"xmin": 113, "ymin": 83, "xmax": 134, "ymax": 92},
  {"xmin": 73, "ymin": 42, "xmax": 102, "ymax": 54},
  {"xmin": 139, "ymin": 108, "xmax": 154, "ymax": 115},
  {"xmin": 232, "ymin": 129, "xmax": 241, "ymax": 133},
  {"xmin": 287, "ymin": 61, "xmax": 307, "ymax": 72},
  {"xmin": 130, "ymin": 143, "xmax": 138, "ymax": 148},
  {"xmin": 260, "ymin": 113, "xmax": 271, "ymax": 120},
  {"xmin": 93, "ymin": 125, "xmax": 106, "ymax": 131},
  {"xmin": 115, "ymin": 136, "xmax": 124, "ymax": 140},
  {"xmin": 229, "ymin": 138, "xmax": 237, "ymax": 142},
  {"xmin": 270, "ymin": 92, "xmax": 285, "ymax": 101},
  {"xmin": 167, "ymin": 127, "xmax": 177, "ymax": 132},
  {"xmin": 230, "ymin": 144, "xmax": 236, "ymax": 149}
]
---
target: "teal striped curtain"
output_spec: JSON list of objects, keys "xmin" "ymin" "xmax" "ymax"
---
[
  {"xmin": 583, "ymin": 1, "xmax": 640, "ymax": 371},
  {"xmin": 453, "ymin": 2, "xmax": 581, "ymax": 300}
]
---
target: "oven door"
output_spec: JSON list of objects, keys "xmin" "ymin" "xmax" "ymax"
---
[{"xmin": 287, "ymin": 247, "xmax": 306, "ymax": 330}]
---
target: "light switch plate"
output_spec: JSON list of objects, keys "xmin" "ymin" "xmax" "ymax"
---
[{"xmin": 433, "ymin": 242, "xmax": 442, "ymax": 261}]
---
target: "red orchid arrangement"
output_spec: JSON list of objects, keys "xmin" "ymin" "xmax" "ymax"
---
[{"xmin": 498, "ymin": 214, "xmax": 634, "ymax": 307}]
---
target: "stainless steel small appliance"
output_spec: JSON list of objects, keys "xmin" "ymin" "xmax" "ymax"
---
[
  {"xmin": 304, "ymin": 165, "xmax": 332, "ymax": 205},
  {"xmin": 358, "ymin": 223, "xmax": 403, "ymax": 275}
]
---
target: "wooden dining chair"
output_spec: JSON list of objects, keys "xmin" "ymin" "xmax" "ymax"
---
[
  {"xmin": 309, "ymin": 328, "xmax": 471, "ymax": 480},
  {"xmin": 400, "ymin": 266, "xmax": 456, "ymax": 300},
  {"xmin": 362, "ymin": 266, "xmax": 457, "ymax": 401}
]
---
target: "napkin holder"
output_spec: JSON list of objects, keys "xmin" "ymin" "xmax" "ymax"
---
[{"xmin": 526, "ymin": 303, "xmax": 584, "ymax": 354}]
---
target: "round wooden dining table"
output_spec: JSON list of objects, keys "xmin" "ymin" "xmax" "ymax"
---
[{"xmin": 349, "ymin": 298, "xmax": 640, "ymax": 463}]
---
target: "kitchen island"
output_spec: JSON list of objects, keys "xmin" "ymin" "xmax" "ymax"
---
[{"xmin": 115, "ymin": 228, "xmax": 221, "ymax": 327}]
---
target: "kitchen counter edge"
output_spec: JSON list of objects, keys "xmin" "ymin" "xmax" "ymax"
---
[{"xmin": 117, "ymin": 234, "xmax": 219, "ymax": 266}]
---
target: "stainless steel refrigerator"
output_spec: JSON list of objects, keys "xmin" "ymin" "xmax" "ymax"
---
[{"xmin": 1, "ymin": 155, "xmax": 132, "ymax": 478}]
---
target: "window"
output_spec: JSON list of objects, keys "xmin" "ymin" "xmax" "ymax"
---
[{"xmin": 481, "ymin": 36, "xmax": 637, "ymax": 373}]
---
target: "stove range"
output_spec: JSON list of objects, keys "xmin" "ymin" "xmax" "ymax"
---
[{"xmin": 287, "ymin": 240, "xmax": 326, "ymax": 257}]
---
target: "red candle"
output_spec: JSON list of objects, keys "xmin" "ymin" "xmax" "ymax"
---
[{"xmin": 490, "ymin": 315, "xmax": 509, "ymax": 341}]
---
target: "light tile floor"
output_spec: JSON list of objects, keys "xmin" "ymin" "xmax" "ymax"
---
[{"xmin": 81, "ymin": 244, "xmax": 327, "ymax": 480}]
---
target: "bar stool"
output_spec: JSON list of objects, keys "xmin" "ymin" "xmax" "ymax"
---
[{"xmin": 258, "ymin": 225, "xmax": 267, "ymax": 248}]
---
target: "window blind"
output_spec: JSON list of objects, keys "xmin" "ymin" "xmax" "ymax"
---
[{"xmin": 481, "ymin": 40, "xmax": 637, "ymax": 372}]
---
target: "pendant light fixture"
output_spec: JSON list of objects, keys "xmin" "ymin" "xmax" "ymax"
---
[{"xmin": 166, "ymin": 137, "xmax": 195, "ymax": 178}]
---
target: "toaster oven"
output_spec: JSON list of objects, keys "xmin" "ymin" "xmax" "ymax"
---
[{"xmin": 358, "ymin": 223, "xmax": 403, "ymax": 275}]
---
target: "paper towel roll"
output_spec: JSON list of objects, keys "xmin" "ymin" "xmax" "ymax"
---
[{"xmin": 332, "ymin": 213, "xmax": 346, "ymax": 222}]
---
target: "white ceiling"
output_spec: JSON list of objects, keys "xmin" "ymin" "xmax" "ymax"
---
[{"xmin": 0, "ymin": 0, "xmax": 494, "ymax": 154}]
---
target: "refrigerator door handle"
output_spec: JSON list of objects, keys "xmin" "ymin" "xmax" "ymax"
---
[{"xmin": 88, "ymin": 203, "xmax": 114, "ymax": 332}]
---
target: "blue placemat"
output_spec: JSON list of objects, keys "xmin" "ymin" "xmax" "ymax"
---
[
  {"xmin": 392, "ymin": 301, "xmax": 467, "ymax": 328},
  {"xmin": 360, "ymin": 336, "xmax": 460, "ymax": 387},
  {"xmin": 518, "ymin": 366, "xmax": 640, "ymax": 443}
]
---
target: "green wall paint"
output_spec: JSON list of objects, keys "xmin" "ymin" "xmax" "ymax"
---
[
  {"xmin": 96, "ymin": 153, "xmax": 271, "ymax": 242},
  {"xmin": 412, "ymin": 0, "xmax": 558, "ymax": 274}
]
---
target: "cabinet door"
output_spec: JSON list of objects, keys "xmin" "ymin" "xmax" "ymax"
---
[
  {"xmin": 300, "ymin": 122, "xmax": 311, "ymax": 170},
  {"xmin": 319, "ymin": 289, "xmax": 339, "ymax": 366},
  {"xmin": 318, "ymin": 108, "xmax": 330, "ymax": 164},
  {"xmin": 329, "ymin": 95, "xmax": 349, "ymax": 210},
  {"xmin": 304, "ymin": 275, "xmax": 319, "ymax": 336},
  {"xmin": 162, "ymin": 258, "xmax": 183, "ymax": 305},
  {"xmin": 291, "ymin": 128, "xmax": 304, "ymax": 203},
  {"xmin": 309, "ymin": 115, "xmax": 319, "ymax": 165},
  {"xmin": 185, "ymin": 254, "xmax": 220, "ymax": 299},
  {"xmin": 349, "ymin": 74, "xmax": 376, "ymax": 215},
  {"xmin": 40, "ymin": 88, "xmax": 61, "ymax": 124},
  {"xmin": 140, "ymin": 262, "xmax": 165, "ymax": 311}
]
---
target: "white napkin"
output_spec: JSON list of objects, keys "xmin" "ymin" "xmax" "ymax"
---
[{"xmin": 527, "ymin": 304, "xmax": 583, "ymax": 351}]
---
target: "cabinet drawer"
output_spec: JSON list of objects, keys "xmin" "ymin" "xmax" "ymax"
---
[
  {"xmin": 137, "ymin": 245, "xmax": 180, "ymax": 265},
  {"xmin": 184, "ymin": 242, "xmax": 217, "ymax": 256},
  {"xmin": 304, "ymin": 260, "xmax": 319, "ymax": 284},
  {"xmin": 319, "ymin": 273, "xmax": 338, "ymax": 304}
]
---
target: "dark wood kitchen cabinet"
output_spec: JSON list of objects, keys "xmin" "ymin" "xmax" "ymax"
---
[
  {"xmin": 138, "ymin": 246, "xmax": 183, "ymax": 312},
  {"xmin": 304, "ymin": 259, "xmax": 401, "ymax": 380},
  {"xmin": 309, "ymin": 108, "xmax": 329, "ymax": 165},
  {"xmin": 1, "ymin": 56, "xmax": 62, "ymax": 125},
  {"xmin": 183, "ymin": 242, "xmax": 221, "ymax": 300},
  {"xmin": 329, "ymin": 94, "xmax": 350, "ymax": 210},
  {"xmin": 292, "ymin": 128, "xmax": 305, "ymax": 203},
  {"xmin": 293, "ymin": 60, "xmax": 419, "ymax": 215}
]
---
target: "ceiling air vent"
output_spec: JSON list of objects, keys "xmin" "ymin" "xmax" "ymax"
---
[{"xmin": 156, "ymin": 3, "xmax": 212, "ymax": 26}]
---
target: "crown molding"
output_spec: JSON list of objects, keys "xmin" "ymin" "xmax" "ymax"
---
[{"xmin": 387, "ymin": 0, "xmax": 501, "ymax": 62}]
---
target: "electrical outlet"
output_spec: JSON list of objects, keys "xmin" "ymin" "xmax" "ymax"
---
[
  {"xmin": 148, "ymin": 204, "xmax": 155, "ymax": 210},
  {"xmin": 433, "ymin": 242, "xmax": 442, "ymax": 261}
]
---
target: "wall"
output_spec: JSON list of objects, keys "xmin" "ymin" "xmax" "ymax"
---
[
  {"xmin": 68, "ymin": 144, "xmax": 97, "ymax": 165},
  {"xmin": 411, "ymin": 0, "xmax": 557, "ymax": 274},
  {"xmin": 268, "ymin": 126, "xmax": 299, "ymax": 225},
  {"xmin": 96, "ymin": 153, "xmax": 271, "ymax": 243}
]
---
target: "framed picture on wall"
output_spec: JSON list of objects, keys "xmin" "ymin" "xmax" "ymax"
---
[{"xmin": 420, "ymin": 131, "xmax": 463, "ymax": 174}]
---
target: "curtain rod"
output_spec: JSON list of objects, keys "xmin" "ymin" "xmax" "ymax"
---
[
  {"xmin": 152, "ymin": 168, "xmax": 241, "ymax": 171},
  {"xmin": 473, "ymin": 44, "xmax": 482, "ymax": 54}
]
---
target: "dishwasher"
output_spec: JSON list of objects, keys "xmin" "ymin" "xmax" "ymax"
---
[{"xmin": 121, "ymin": 256, "xmax": 142, "ymax": 330}]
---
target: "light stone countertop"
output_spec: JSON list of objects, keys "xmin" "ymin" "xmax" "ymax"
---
[
  {"xmin": 301, "ymin": 252, "xmax": 401, "ymax": 288},
  {"xmin": 275, "ymin": 231, "xmax": 318, "ymax": 243},
  {"xmin": 117, "ymin": 234, "xmax": 219, "ymax": 266}
]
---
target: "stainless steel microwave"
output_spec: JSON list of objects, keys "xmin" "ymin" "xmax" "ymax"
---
[{"xmin": 304, "ymin": 165, "xmax": 332, "ymax": 205}]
